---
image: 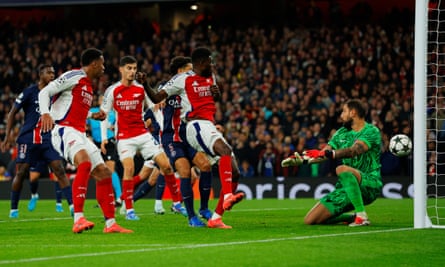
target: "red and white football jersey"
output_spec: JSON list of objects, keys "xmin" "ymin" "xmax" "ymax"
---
[
  {"xmin": 38, "ymin": 69, "xmax": 94, "ymax": 132},
  {"xmin": 162, "ymin": 71, "xmax": 216, "ymax": 123},
  {"xmin": 101, "ymin": 81, "xmax": 153, "ymax": 139}
]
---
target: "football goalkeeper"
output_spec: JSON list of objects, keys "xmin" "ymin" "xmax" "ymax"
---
[{"xmin": 281, "ymin": 99, "xmax": 382, "ymax": 226}]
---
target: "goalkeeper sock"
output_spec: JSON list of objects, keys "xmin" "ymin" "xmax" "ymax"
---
[{"xmin": 338, "ymin": 172, "xmax": 365, "ymax": 213}]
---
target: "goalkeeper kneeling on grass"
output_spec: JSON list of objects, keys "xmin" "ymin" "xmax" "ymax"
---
[{"xmin": 282, "ymin": 99, "xmax": 382, "ymax": 226}]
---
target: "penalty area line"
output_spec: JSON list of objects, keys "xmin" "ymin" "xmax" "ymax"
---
[{"xmin": 0, "ymin": 227, "xmax": 413, "ymax": 265}]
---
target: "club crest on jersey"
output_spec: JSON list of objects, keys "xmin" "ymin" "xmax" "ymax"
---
[{"xmin": 133, "ymin": 93, "xmax": 141, "ymax": 98}]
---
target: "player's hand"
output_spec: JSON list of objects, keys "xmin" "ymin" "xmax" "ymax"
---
[
  {"xmin": 210, "ymin": 85, "xmax": 220, "ymax": 100},
  {"xmin": 281, "ymin": 152, "xmax": 304, "ymax": 167},
  {"xmin": 136, "ymin": 71, "xmax": 147, "ymax": 84},
  {"xmin": 41, "ymin": 113, "xmax": 54, "ymax": 132},
  {"xmin": 0, "ymin": 139, "xmax": 9, "ymax": 153},
  {"xmin": 92, "ymin": 110, "xmax": 106, "ymax": 121},
  {"xmin": 100, "ymin": 140, "xmax": 108, "ymax": 155},
  {"xmin": 303, "ymin": 149, "xmax": 326, "ymax": 159}
]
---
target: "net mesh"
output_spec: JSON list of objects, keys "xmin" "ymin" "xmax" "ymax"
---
[{"xmin": 426, "ymin": 0, "xmax": 445, "ymax": 226}]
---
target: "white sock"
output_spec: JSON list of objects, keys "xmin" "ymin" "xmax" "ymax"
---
[
  {"xmin": 357, "ymin": 211, "xmax": 368, "ymax": 219},
  {"xmin": 211, "ymin": 212, "xmax": 222, "ymax": 220},
  {"xmin": 106, "ymin": 218, "xmax": 116, "ymax": 228},
  {"xmin": 74, "ymin": 212, "xmax": 84, "ymax": 222}
]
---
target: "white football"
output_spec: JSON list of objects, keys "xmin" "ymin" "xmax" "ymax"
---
[{"xmin": 389, "ymin": 134, "xmax": 412, "ymax": 157}]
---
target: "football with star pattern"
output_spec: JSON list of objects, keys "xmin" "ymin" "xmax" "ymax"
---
[{"xmin": 389, "ymin": 134, "xmax": 412, "ymax": 157}]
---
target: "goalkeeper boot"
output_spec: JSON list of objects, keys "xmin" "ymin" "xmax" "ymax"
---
[
  {"xmin": 349, "ymin": 215, "xmax": 370, "ymax": 227},
  {"xmin": 281, "ymin": 152, "xmax": 304, "ymax": 167}
]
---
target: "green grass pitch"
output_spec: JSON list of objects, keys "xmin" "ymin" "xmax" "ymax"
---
[{"xmin": 0, "ymin": 198, "xmax": 444, "ymax": 267}]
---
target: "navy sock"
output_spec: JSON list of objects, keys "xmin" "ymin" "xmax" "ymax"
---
[
  {"xmin": 29, "ymin": 180, "xmax": 38, "ymax": 195},
  {"xmin": 155, "ymin": 174, "xmax": 165, "ymax": 200},
  {"xmin": 133, "ymin": 181, "xmax": 153, "ymax": 202},
  {"xmin": 61, "ymin": 185, "xmax": 73, "ymax": 205},
  {"xmin": 199, "ymin": 171, "xmax": 212, "ymax": 211},
  {"xmin": 54, "ymin": 182, "xmax": 62, "ymax": 203},
  {"xmin": 180, "ymin": 178, "xmax": 195, "ymax": 218},
  {"xmin": 10, "ymin": 191, "xmax": 20, "ymax": 210}
]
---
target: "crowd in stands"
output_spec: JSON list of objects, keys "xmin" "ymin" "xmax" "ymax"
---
[{"xmin": 0, "ymin": 4, "xmax": 416, "ymax": 180}]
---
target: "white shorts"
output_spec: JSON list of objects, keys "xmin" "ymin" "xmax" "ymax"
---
[
  {"xmin": 143, "ymin": 160, "xmax": 156, "ymax": 169},
  {"xmin": 51, "ymin": 125, "xmax": 104, "ymax": 169},
  {"xmin": 186, "ymin": 120, "xmax": 230, "ymax": 165},
  {"xmin": 117, "ymin": 132, "xmax": 164, "ymax": 161}
]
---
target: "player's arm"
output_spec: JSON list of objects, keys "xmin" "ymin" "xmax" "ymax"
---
[
  {"xmin": 305, "ymin": 140, "xmax": 369, "ymax": 160},
  {"xmin": 210, "ymin": 84, "xmax": 221, "ymax": 101},
  {"xmin": 1, "ymin": 104, "xmax": 19, "ymax": 152},
  {"xmin": 38, "ymin": 79, "xmax": 67, "ymax": 132},
  {"xmin": 136, "ymin": 71, "xmax": 168, "ymax": 103},
  {"xmin": 332, "ymin": 140, "xmax": 369, "ymax": 159}
]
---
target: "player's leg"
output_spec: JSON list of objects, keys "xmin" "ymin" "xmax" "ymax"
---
[
  {"xmin": 53, "ymin": 176, "xmax": 64, "ymax": 212},
  {"xmin": 154, "ymin": 152, "xmax": 186, "ymax": 216},
  {"xmin": 28, "ymin": 170, "xmax": 40, "ymax": 212},
  {"xmin": 105, "ymin": 140, "xmax": 122, "ymax": 204},
  {"xmin": 192, "ymin": 151, "xmax": 213, "ymax": 220},
  {"xmin": 335, "ymin": 165, "xmax": 370, "ymax": 226},
  {"xmin": 154, "ymin": 172, "xmax": 166, "ymax": 214},
  {"xmin": 133, "ymin": 163, "xmax": 155, "ymax": 202},
  {"xmin": 304, "ymin": 187, "xmax": 355, "ymax": 225},
  {"xmin": 105, "ymin": 159, "xmax": 122, "ymax": 205},
  {"xmin": 48, "ymin": 158, "xmax": 74, "ymax": 216},
  {"xmin": 175, "ymin": 156, "xmax": 205, "ymax": 226},
  {"xmin": 212, "ymin": 140, "xmax": 244, "ymax": 211},
  {"xmin": 117, "ymin": 138, "xmax": 139, "ymax": 220},
  {"xmin": 9, "ymin": 159, "xmax": 30, "ymax": 218},
  {"xmin": 91, "ymin": 161, "xmax": 132, "ymax": 234}
]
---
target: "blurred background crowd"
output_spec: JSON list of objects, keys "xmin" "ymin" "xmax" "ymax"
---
[{"xmin": 0, "ymin": 0, "xmax": 417, "ymax": 180}]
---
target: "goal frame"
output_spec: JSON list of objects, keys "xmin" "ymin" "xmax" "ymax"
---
[{"xmin": 414, "ymin": 0, "xmax": 445, "ymax": 229}]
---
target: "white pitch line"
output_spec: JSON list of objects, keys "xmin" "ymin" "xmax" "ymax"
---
[
  {"xmin": 0, "ymin": 207, "xmax": 299, "ymax": 223},
  {"xmin": 0, "ymin": 227, "xmax": 414, "ymax": 265}
]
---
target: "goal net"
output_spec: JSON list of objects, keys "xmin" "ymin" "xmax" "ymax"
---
[{"xmin": 416, "ymin": 0, "xmax": 445, "ymax": 228}]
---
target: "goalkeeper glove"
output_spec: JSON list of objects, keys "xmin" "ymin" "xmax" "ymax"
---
[
  {"xmin": 303, "ymin": 149, "xmax": 334, "ymax": 159},
  {"xmin": 281, "ymin": 152, "xmax": 304, "ymax": 167}
]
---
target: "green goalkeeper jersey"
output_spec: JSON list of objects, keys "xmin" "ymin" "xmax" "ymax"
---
[{"xmin": 328, "ymin": 122, "xmax": 381, "ymax": 176}]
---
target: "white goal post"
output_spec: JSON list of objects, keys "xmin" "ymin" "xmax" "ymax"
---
[{"xmin": 415, "ymin": 0, "xmax": 445, "ymax": 228}]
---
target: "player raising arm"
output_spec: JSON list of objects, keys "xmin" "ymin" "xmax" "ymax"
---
[
  {"xmin": 282, "ymin": 99, "xmax": 382, "ymax": 226},
  {"xmin": 142, "ymin": 47, "xmax": 244, "ymax": 229}
]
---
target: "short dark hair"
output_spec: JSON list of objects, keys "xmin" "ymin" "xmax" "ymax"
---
[
  {"xmin": 191, "ymin": 47, "xmax": 211, "ymax": 64},
  {"xmin": 119, "ymin": 55, "xmax": 137, "ymax": 66},
  {"xmin": 169, "ymin": 56, "xmax": 191, "ymax": 74},
  {"xmin": 38, "ymin": 64, "xmax": 52, "ymax": 76},
  {"xmin": 81, "ymin": 48, "xmax": 103, "ymax": 66},
  {"xmin": 346, "ymin": 99, "xmax": 367, "ymax": 118}
]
